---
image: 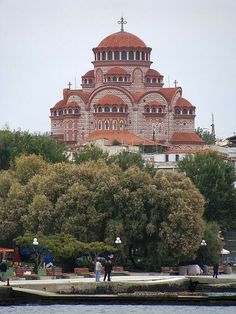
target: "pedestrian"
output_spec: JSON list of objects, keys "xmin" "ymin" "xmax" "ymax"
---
[
  {"xmin": 104, "ymin": 259, "xmax": 113, "ymax": 282},
  {"xmin": 0, "ymin": 260, "xmax": 8, "ymax": 282},
  {"xmin": 95, "ymin": 258, "xmax": 103, "ymax": 282},
  {"xmin": 213, "ymin": 262, "xmax": 219, "ymax": 278}
]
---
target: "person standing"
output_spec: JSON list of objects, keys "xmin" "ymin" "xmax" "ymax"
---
[
  {"xmin": 213, "ymin": 262, "xmax": 219, "ymax": 278},
  {"xmin": 103, "ymin": 259, "xmax": 113, "ymax": 282},
  {"xmin": 0, "ymin": 260, "xmax": 8, "ymax": 282},
  {"xmin": 95, "ymin": 258, "xmax": 103, "ymax": 282}
]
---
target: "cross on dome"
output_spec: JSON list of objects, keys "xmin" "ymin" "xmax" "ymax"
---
[{"xmin": 118, "ymin": 17, "xmax": 127, "ymax": 32}]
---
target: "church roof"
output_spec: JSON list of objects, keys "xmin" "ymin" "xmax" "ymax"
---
[
  {"xmin": 97, "ymin": 95, "xmax": 124, "ymax": 105},
  {"xmin": 145, "ymin": 101, "xmax": 164, "ymax": 107},
  {"xmin": 82, "ymin": 70, "xmax": 94, "ymax": 77},
  {"xmin": 97, "ymin": 31, "xmax": 147, "ymax": 48},
  {"xmin": 53, "ymin": 100, "xmax": 65, "ymax": 109},
  {"xmin": 85, "ymin": 130, "xmax": 158, "ymax": 146},
  {"xmin": 106, "ymin": 67, "xmax": 128, "ymax": 75},
  {"xmin": 158, "ymin": 88, "xmax": 181, "ymax": 103},
  {"xmin": 176, "ymin": 97, "xmax": 194, "ymax": 108},
  {"xmin": 146, "ymin": 69, "xmax": 162, "ymax": 77},
  {"xmin": 170, "ymin": 132, "xmax": 204, "ymax": 145},
  {"xmin": 65, "ymin": 101, "xmax": 79, "ymax": 109}
]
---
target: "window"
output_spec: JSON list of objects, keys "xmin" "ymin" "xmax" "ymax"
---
[
  {"xmin": 146, "ymin": 107, "xmax": 150, "ymax": 113},
  {"xmin": 89, "ymin": 79, "xmax": 92, "ymax": 84},
  {"xmin": 146, "ymin": 78, "xmax": 151, "ymax": 83},
  {"xmin": 142, "ymin": 51, "xmax": 145, "ymax": 60},
  {"xmin": 119, "ymin": 107, "xmax": 124, "ymax": 112},
  {"xmin": 136, "ymin": 51, "xmax": 140, "ymax": 60},
  {"xmin": 104, "ymin": 106, "xmax": 110, "ymax": 112},
  {"xmin": 158, "ymin": 108, "xmax": 162, "ymax": 113},
  {"xmin": 121, "ymin": 50, "xmax": 127, "ymax": 60},
  {"xmin": 105, "ymin": 120, "xmax": 109, "ymax": 130},
  {"xmin": 129, "ymin": 51, "xmax": 134, "ymax": 60},
  {"xmin": 124, "ymin": 77, "xmax": 128, "ymax": 82},
  {"xmin": 189, "ymin": 109, "xmax": 193, "ymax": 115},
  {"xmin": 98, "ymin": 107, "xmax": 102, "ymax": 112},
  {"xmin": 182, "ymin": 109, "xmax": 187, "ymax": 114},
  {"xmin": 108, "ymin": 51, "xmax": 112, "ymax": 60},
  {"xmin": 152, "ymin": 78, "xmax": 157, "ymax": 83},
  {"xmin": 112, "ymin": 106, "xmax": 117, "ymax": 112},
  {"xmin": 98, "ymin": 120, "xmax": 102, "ymax": 130},
  {"xmin": 112, "ymin": 120, "xmax": 117, "ymax": 130},
  {"xmin": 165, "ymin": 155, "xmax": 169, "ymax": 162},
  {"xmin": 54, "ymin": 111, "xmax": 57, "ymax": 116},
  {"xmin": 102, "ymin": 51, "xmax": 106, "ymax": 60},
  {"xmin": 59, "ymin": 110, "xmax": 63, "ymax": 116},
  {"xmin": 107, "ymin": 77, "xmax": 111, "ymax": 82},
  {"xmin": 68, "ymin": 109, "xmax": 72, "ymax": 114},
  {"xmin": 151, "ymin": 107, "xmax": 157, "ymax": 113},
  {"xmin": 175, "ymin": 108, "xmax": 180, "ymax": 114},
  {"xmin": 112, "ymin": 76, "xmax": 117, "ymax": 82},
  {"xmin": 175, "ymin": 154, "xmax": 179, "ymax": 162},
  {"xmin": 118, "ymin": 77, "xmax": 123, "ymax": 81},
  {"xmin": 114, "ymin": 51, "xmax": 119, "ymax": 60}
]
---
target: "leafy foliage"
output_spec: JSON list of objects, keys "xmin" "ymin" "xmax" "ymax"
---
[
  {"xmin": 195, "ymin": 127, "xmax": 213, "ymax": 144},
  {"xmin": 74, "ymin": 144, "xmax": 109, "ymax": 164},
  {"xmin": 178, "ymin": 151, "xmax": 236, "ymax": 230}
]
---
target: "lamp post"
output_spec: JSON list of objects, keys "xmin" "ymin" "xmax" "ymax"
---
[
  {"xmin": 33, "ymin": 237, "xmax": 39, "ymax": 274},
  {"xmin": 200, "ymin": 239, "xmax": 207, "ymax": 273},
  {"xmin": 115, "ymin": 237, "xmax": 122, "ymax": 266}
]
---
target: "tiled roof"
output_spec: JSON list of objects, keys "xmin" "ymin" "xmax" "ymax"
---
[
  {"xmin": 158, "ymin": 88, "xmax": 181, "ymax": 102},
  {"xmin": 176, "ymin": 97, "xmax": 193, "ymax": 108},
  {"xmin": 165, "ymin": 148, "xmax": 212, "ymax": 154},
  {"xmin": 97, "ymin": 95, "xmax": 124, "ymax": 105},
  {"xmin": 85, "ymin": 130, "xmax": 161, "ymax": 146},
  {"xmin": 132, "ymin": 92, "xmax": 145, "ymax": 103},
  {"xmin": 97, "ymin": 31, "xmax": 147, "ymax": 48},
  {"xmin": 82, "ymin": 70, "xmax": 94, "ymax": 77},
  {"xmin": 65, "ymin": 101, "xmax": 79, "ymax": 109},
  {"xmin": 146, "ymin": 101, "xmax": 164, "ymax": 107},
  {"xmin": 170, "ymin": 132, "xmax": 204, "ymax": 144},
  {"xmin": 146, "ymin": 69, "xmax": 162, "ymax": 77},
  {"xmin": 53, "ymin": 100, "xmax": 65, "ymax": 109},
  {"xmin": 106, "ymin": 67, "xmax": 128, "ymax": 75}
]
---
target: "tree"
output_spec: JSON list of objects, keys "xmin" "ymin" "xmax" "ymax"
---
[
  {"xmin": 178, "ymin": 151, "xmax": 236, "ymax": 230},
  {"xmin": 0, "ymin": 129, "xmax": 67, "ymax": 170},
  {"xmin": 195, "ymin": 127, "xmax": 213, "ymax": 144},
  {"xmin": 108, "ymin": 151, "xmax": 144, "ymax": 171},
  {"xmin": 74, "ymin": 144, "xmax": 109, "ymax": 164}
]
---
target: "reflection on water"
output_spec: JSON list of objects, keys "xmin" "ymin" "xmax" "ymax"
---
[{"xmin": 0, "ymin": 305, "xmax": 236, "ymax": 314}]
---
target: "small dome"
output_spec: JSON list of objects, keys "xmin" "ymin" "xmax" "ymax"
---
[
  {"xmin": 97, "ymin": 95, "xmax": 124, "ymax": 106},
  {"xmin": 53, "ymin": 100, "xmax": 65, "ymax": 109},
  {"xmin": 65, "ymin": 101, "xmax": 79, "ymax": 109},
  {"xmin": 98, "ymin": 31, "xmax": 147, "ymax": 48},
  {"xmin": 106, "ymin": 67, "xmax": 128, "ymax": 75},
  {"xmin": 145, "ymin": 101, "xmax": 164, "ymax": 108},
  {"xmin": 82, "ymin": 70, "xmax": 94, "ymax": 78},
  {"xmin": 146, "ymin": 69, "xmax": 162, "ymax": 77},
  {"xmin": 176, "ymin": 97, "xmax": 193, "ymax": 108}
]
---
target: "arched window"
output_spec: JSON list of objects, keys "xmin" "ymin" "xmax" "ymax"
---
[
  {"xmin": 102, "ymin": 51, "xmax": 106, "ymax": 60},
  {"xmin": 112, "ymin": 76, "xmax": 117, "ymax": 82},
  {"xmin": 84, "ymin": 79, "xmax": 87, "ymax": 84},
  {"xmin": 114, "ymin": 51, "xmax": 119, "ymax": 60},
  {"xmin": 112, "ymin": 106, "xmax": 117, "ymax": 112},
  {"xmin": 104, "ymin": 106, "xmax": 110, "ymax": 112},
  {"xmin": 129, "ymin": 51, "xmax": 134, "ymax": 60},
  {"xmin": 68, "ymin": 109, "xmax": 72, "ymax": 114},
  {"xmin": 142, "ymin": 51, "xmax": 145, "ymax": 60},
  {"xmin": 189, "ymin": 109, "xmax": 193, "ymax": 115},
  {"xmin": 119, "ymin": 120, "xmax": 124, "ymax": 129},
  {"xmin": 136, "ymin": 51, "xmax": 140, "ymax": 60},
  {"xmin": 151, "ymin": 107, "xmax": 157, "ymax": 113},
  {"xmin": 158, "ymin": 108, "xmax": 162, "ymax": 113},
  {"xmin": 121, "ymin": 50, "xmax": 127, "ymax": 60},
  {"xmin": 54, "ymin": 111, "xmax": 57, "ymax": 116},
  {"xmin": 98, "ymin": 120, "xmax": 102, "ymax": 130},
  {"xmin": 152, "ymin": 78, "xmax": 157, "ymax": 83},
  {"xmin": 146, "ymin": 107, "xmax": 150, "ymax": 113},
  {"xmin": 119, "ymin": 107, "xmax": 124, "ymax": 112},
  {"xmin": 146, "ymin": 78, "xmax": 151, "ymax": 83},
  {"xmin": 97, "ymin": 53, "xmax": 100, "ymax": 61},
  {"xmin": 118, "ymin": 77, "xmax": 123, "ymax": 81},
  {"xmin": 98, "ymin": 107, "xmax": 102, "ymax": 112},
  {"xmin": 182, "ymin": 109, "xmax": 187, "ymax": 114},
  {"xmin": 112, "ymin": 120, "xmax": 117, "ymax": 130},
  {"xmin": 107, "ymin": 77, "xmax": 111, "ymax": 82},
  {"xmin": 175, "ymin": 108, "xmax": 180, "ymax": 114},
  {"xmin": 108, "ymin": 51, "xmax": 112, "ymax": 60},
  {"xmin": 124, "ymin": 77, "xmax": 128, "ymax": 82},
  {"xmin": 89, "ymin": 79, "xmax": 92, "ymax": 84},
  {"xmin": 74, "ymin": 109, "xmax": 79, "ymax": 114},
  {"xmin": 59, "ymin": 110, "xmax": 63, "ymax": 116},
  {"xmin": 105, "ymin": 120, "xmax": 109, "ymax": 130}
]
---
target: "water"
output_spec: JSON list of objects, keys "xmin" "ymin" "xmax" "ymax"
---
[{"xmin": 0, "ymin": 305, "xmax": 235, "ymax": 314}]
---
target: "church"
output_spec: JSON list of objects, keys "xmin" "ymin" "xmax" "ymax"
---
[{"xmin": 50, "ymin": 18, "xmax": 203, "ymax": 149}]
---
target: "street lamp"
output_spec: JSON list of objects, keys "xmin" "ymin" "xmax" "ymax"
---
[
  {"xmin": 200, "ymin": 239, "xmax": 207, "ymax": 273},
  {"xmin": 33, "ymin": 237, "xmax": 39, "ymax": 274},
  {"xmin": 115, "ymin": 237, "xmax": 122, "ymax": 265}
]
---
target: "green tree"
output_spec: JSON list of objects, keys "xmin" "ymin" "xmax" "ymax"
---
[
  {"xmin": 74, "ymin": 144, "xmax": 109, "ymax": 164},
  {"xmin": 108, "ymin": 151, "xmax": 144, "ymax": 171},
  {"xmin": 178, "ymin": 151, "xmax": 236, "ymax": 230},
  {"xmin": 195, "ymin": 127, "xmax": 213, "ymax": 144}
]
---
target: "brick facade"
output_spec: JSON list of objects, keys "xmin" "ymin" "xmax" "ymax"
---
[{"xmin": 50, "ymin": 28, "xmax": 203, "ymax": 148}]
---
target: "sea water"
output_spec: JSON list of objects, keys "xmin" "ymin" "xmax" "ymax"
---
[{"xmin": 0, "ymin": 305, "xmax": 235, "ymax": 314}]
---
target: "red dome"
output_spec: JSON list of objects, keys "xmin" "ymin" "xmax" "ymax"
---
[
  {"xmin": 97, "ymin": 95, "xmax": 124, "ymax": 106},
  {"xmin": 98, "ymin": 31, "xmax": 147, "ymax": 48},
  {"xmin": 176, "ymin": 97, "xmax": 193, "ymax": 108},
  {"xmin": 106, "ymin": 67, "xmax": 128, "ymax": 75},
  {"xmin": 146, "ymin": 69, "xmax": 162, "ymax": 77}
]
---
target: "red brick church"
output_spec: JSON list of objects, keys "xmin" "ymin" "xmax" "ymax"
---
[{"xmin": 50, "ymin": 18, "xmax": 203, "ymax": 149}]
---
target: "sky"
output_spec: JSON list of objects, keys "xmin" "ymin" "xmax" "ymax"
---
[{"xmin": 0, "ymin": 0, "xmax": 236, "ymax": 139}]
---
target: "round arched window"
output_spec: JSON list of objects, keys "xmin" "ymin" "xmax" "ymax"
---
[
  {"xmin": 104, "ymin": 106, "xmax": 110, "ymax": 112},
  {"xmin": 112, "ymin": 106, "xmax": 118, "ymax": 112}
]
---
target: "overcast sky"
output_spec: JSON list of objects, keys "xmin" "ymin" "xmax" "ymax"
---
[{"xmin": 1, "ymin": 0, "xmax": 235, "ymax": 139}]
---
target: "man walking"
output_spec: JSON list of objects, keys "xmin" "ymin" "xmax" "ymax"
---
[{"xmin": 103, "ymin": 259, "xmax": 113, "ymax": 282}]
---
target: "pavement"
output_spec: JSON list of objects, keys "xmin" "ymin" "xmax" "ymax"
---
[{"xmin": 1, "ymin": 272, "xmax": 236, "ymax": 287}]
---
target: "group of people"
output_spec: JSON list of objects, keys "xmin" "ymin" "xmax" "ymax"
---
[{"xmin": 95, "ymin": 258, "xmax": 113, "ymax": 282}]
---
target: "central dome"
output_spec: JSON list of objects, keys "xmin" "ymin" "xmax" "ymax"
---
[{"xmin": 98, "ymin": 31, "xmax": 147, "ymax": 48}]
